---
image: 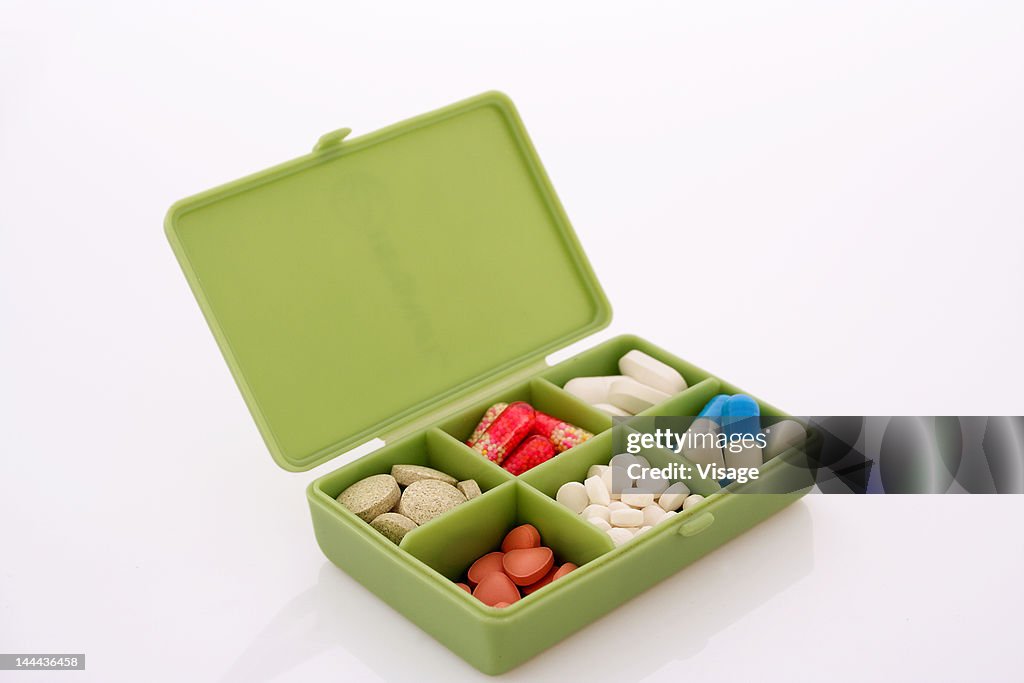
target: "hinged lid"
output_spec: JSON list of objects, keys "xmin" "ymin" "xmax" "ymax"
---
[{"xmin": 166, "ymin": 92, "xmax": 611, "ymax": 471}]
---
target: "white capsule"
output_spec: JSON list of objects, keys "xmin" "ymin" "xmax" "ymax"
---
[
  {"xmin": 620, "ymin": 489, "xmax": 656, "ymax": 509},
  {"xmin": 681, "ymin": 418, "xmax": 726, "ymax": 468},
  {"xmin": 607, "ymin": 377, "xmax": 671, "ymax": 414},
  {"xmin": 581, "ymin": 504, "xmax": 610, "ymax": 523},
  {"xmin": 584, "ymin": 475, "xmax": 611, "ymax": 506},
  {"xmin": 594, "ymin": 402, "xmax": 632, "ymax": 417},
  {"xmin": 763, "ymin": 420, "xmax": 808, "ymax": 461},
  {"xmin": 564, "ymin": 376, "xmax": 623, "ymax": 404},
  {"xmin": 588, "ymin": 517, "xmax": 612, "ymax": 532},
  {"xmin": 642, "ymin": 504, "xmax": 667, "ymax": 526},
  {"xmin": 608, "ymin": 500, "xmax": 630, "ymax": 512},
  {"xmin": 607, "ymin": 527, "xmax": 635, "ymax": 547},
  {"xmin": 681, "ymin": 494, "xmax": 706, "ymax": 511},
  {"xmin": 610, "ymin": 507, "xmax": 644, "ymax": 527},
  {"xmin": 619, "ymin": 350, "xmax": 687, "ymax": 396},
  {"xmin": 658, "ymin": 481, "xmax": 690, "ymax": 511},
  {"xmin": 556, "ymin": 481, "xmax": 589, "ymax": 514}
]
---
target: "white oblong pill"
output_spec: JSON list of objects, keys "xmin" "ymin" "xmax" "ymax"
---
[
  {"xmin": 582, "ymin": 504, "xmax": 610, "ymax": 523},
  {"xmin": 724, "ymin": 443, "xmax": 762, "ymax": 469},
  {"xmin": 658, "ymin": 481, "xmax": 690, "ymax": 511},
  {"xmin": 608, "ymin": 377, "xmax": 671, "ymax": 414},
  {"xmin": 607, "ymin": 527, "xmax": 634, "ymax": 547},
  {"xmin": 642, "ymin": 504, "xmax": 667, "ymax": 526},
  {"xmin": 584, "ymin": 475, "xmax": 611, "ymax": 506},
  {"xmin": 608, "ymin": 500, "xmax": 630, "ymax": 512},
  {"xmin": 634, "ymin": 468, "xmax": 670, "ymax": 495},
  {"xmin": 610, "ymin": 507, "xmax": 644, "ymax": 527},
  {"xmin": 587, "ymin": 464, "xmax": 611, "ymax": 480},
  {"xmin": 682, "ymin": 494, "xmax": 706, "ymax": 511},
  {"xmin": 682, "ymin": 417, "xmax": 726, "ymax": 468},
  {"xmin": 609, "ymin": 453, "xmax": 641, "ymax": 471},
  {"xmin": 620, "ymin": 489, "xmax": 656, "ymax": 509},
  {"xmin": 764, "ymin": 420, "xmax": 808, "ymax": 461},
  {"xmin": 594, "ymin": 402, "xmax": 632, "ymax": 417},
  {"xmin": 556, "ymin": 481, "xmax": 589, "ymax": 514},
  {"xmin": 564, "ymin": 376, "xmax": 623, "ymax": 404},
  {"xmin": 636, "ymin": 525, "xmax": 653, "ymax": 535},
  {"xmin": 603, "ymin": 466, "xmax": 630, "ymax": 499},
  {"xmin": 589, "ymin": 517, "xmax": 612, "ymax": 532},
  {"xmin": 657, "ymin": 510, "xmax": 678, "ymax": 524},
  {"xmin": 619, "ymin": 350, "xmax": 687, "ymax": 396}
]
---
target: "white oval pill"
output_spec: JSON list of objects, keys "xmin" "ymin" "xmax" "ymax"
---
[
  {"xmin": 584, "ymin": 475, "xmax": 611, "ymax": 506},
  {"xmin": 587, "ymin": 464, "xmax": 611, "ymax": 480},
  {"xmin": 608, "ymin": 377, "xmax": 671, "ymax": 414},
  {"xmin": 609, "ymin": 453, "xmax": 642, "ymax": 471},
  {"xmin": 682, "ymin": 494, "xmax": 706, "ymax": 511},
  {"xmin": 594, "ymin": 402, "xmax": 632, "ymax": 416},
  {"xmin": 556, "ymin": 481, "xmax": 589, "ymax": 514},
  {"xmin": 764, "ymin": 420, "xmax": 808, "ymax": 461},
  {"xmin": 608, "ymin": 500, "xmax": 630, "ymax": 512},
  {"xmin": 588, "ymin": 517, "xmax": 612, "ymax": 532},
  {"xmin": 564, "ymin": 376, "xmax": 623, "ymax": 404},
  {"xmin": 610, "ymin": 507, "xmax": 644, "ymax": 527},
  {"xmin": 658, "ymin": 510, "xmax": 678, "ymax": 524},
  {"xmin": 620, "ymin": 489, "xmax": 656, "ymax": 508},
  {"xmin": 607, "ymin": 527, "xmax": 634, "ymax": 547},
  {"xmin": 642, "ymin": 504, "xmax": 667, "ymax": 526},
  {"xmin": 634, "ymin": 469, "xmax": 670, "ymax": 495},
  {"xmin": 604, "ymin": 466, "xmax": 629, "ymax": 500},
  {"xmin": 619, "ymin": 350, "xmax": 687, "ymax": 395},
  {"xmin": 636, "ymin": 525, "xmax": 653, "ymax": 535},
  {"xmin": 658, "ymin": 481, "xmax": 690, "ymax": 511},
  {"xmin": 582, "ymin": 504, "xmax": 610, "ymax": 523}
]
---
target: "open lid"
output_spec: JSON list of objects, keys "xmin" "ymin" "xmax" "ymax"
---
[{"xmin": 166, "ymin": 92, "xmax": 611, "ymax": 471}]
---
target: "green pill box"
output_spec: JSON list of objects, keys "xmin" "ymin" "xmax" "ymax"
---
[{"xmin": 165, "ymin": 92, "xmax": 813, "ymax": 674}]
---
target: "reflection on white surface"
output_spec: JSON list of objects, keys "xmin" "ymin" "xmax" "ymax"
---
[{"xmin": 222, "ymin": 501, "xmax": 814, "ymax": 682}]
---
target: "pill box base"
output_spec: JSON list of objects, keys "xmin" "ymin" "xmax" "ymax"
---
[{"xmin": 307, "ymin": 334, "xmax": 814, "ymax": 675}]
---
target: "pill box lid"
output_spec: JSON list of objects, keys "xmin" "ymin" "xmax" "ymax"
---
[{"xmin": 165, "ymin": 92, "xmax": 611, "ymax": 471}]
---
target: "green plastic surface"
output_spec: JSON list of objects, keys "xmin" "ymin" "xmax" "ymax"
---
[
  {"xmin": 166, "ymin": 92, "xmax": 610, "ymax": 471},
  {"xmin": 167, "ymin": 95, "xmax": 812, "ymax": 675}
]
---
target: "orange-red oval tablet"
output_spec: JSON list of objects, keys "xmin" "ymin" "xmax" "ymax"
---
[
  {"xmin": 501, "ymin": 523, "xmax": 541, "ymax": 552},
  {"xmin": 473, "ymin": 572, "xmax": 521, "ymax": 606},
  {"xmin": 455, "ymin": 582, "xmax": 471, "ymax": 593},
  {"xmin": 552, "ymin": 563, "xmax": 577, "ymax": 580},
  {"xmin": 493, "ymin": 601, "xmax": 512, "ymax": 608},
  {"xmin": 502, "ymin": 546, "xmax": 554, "ymax": 586},
  {"xmin": 467, "ymin": 551, "xmax": 505, "ymax": 586},
  {"xmin": 521, "ymin": 564, "xmax": 559, "ymax": 595}
]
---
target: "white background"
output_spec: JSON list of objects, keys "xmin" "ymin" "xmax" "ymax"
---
[{"xmin": 2, "ymin": 1, "xmax": 1023, "ymax": 681}]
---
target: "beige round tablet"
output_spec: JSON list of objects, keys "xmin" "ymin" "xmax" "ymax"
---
[
  {"xmin": 456, "ymin": 479, "xmax": 482, "ymax": 500},
  {"xmin": 397, "ymin": 479, "xmax": 466, "ymax": 525},
  {"xmin": 337, "ymin": 474, "xmax": 401, "ymax": 522},
  {"xmin": 370, "ymin": 512, "xmax": 419, "ymax": 544},
  {"xmin": 391, "ymin": 464, "xmax": 458, "ymax": 487}
]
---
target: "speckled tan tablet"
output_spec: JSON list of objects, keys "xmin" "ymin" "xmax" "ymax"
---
[
  {"xmin": 370, "ymin": 512, "xmax": 418, "ymax": 544},
  {"xmin": 336, "ymin": 474, "xmax": 400, "ymax": 522},
  {"xmin": 456, "ymin": 479, "xmax": 482, "ymax": 500},
  {"xmin": 397, "ymin": 479, "xmax": 466, "ymax": 525},
  {"xmin": 391, "ymin": 464, "xmax": 458, "ymax": 487}
]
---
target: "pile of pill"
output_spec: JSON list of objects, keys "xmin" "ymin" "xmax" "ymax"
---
[
  {"xmin": 466, "ymin": 401, "xmax": 593, "ymax": 475},
  {"xmin": 336, "ymin": 464, "xmax": 482, "ymax": 544},
  {"xmin": 555, "ymin": 453, "xmax": 706, "ymax": 547},
  {"xmin": 683, "ymin": 394, "xmax": 807, "ymax": 468},
  {"xmin": 564, "ymin": 350, "xmax": 687, "ymax": 416},
  {"xmin": 455, "ymin": 524, "xmax": 578, "ymax": 607}
]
